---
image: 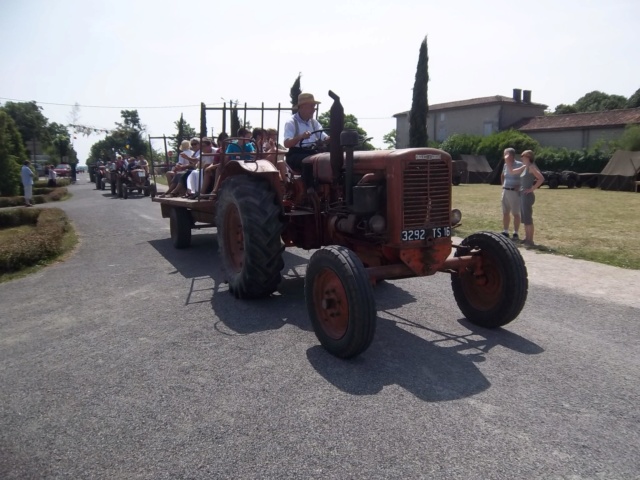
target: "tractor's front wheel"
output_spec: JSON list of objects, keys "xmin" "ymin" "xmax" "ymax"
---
[
  {"xmin": 305, "ymin": 246, "xmax": 376, "ymax": 358},
  {"xmin": 451, "ymin": 231, "xmax": 528, "ymax": 328},
  {"xmin": 216, "ymin": 175, "xmax": 284, "ymax": 299}
]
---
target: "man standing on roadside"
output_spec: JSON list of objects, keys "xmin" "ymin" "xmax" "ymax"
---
[
  {"xmin": 500, "ymin": 148, "xmax": 522, "ymax": 240},
  {"xmin": 21, "ymin": 160, "xmax": 36, "ymax": 207}
]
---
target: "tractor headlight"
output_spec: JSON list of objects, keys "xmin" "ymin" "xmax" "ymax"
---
[{"xmin": 450, "ymin": 209, "xmax": 462, "ymax": 226}]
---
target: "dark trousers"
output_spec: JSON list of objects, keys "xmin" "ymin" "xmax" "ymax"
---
[{"xmin": 286, "ymin": 148, "xmax": 316, "ymax": 172}]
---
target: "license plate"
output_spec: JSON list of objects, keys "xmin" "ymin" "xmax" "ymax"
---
[
  {"xmin": 401, "ymin": 226, "xmax": 451, "ymax": 242},
  {"xmin": 137, "ymin": 171, "xmax": 146, "ymax": 177}
]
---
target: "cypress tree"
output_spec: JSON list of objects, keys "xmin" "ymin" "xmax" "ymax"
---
[
  {"xmin": 290, "ymin": 73, "xmax": 302, "ymax": 114},
  {"xmin": 200, "ymin": 107, "xmax": 207, "ymax": 139},
  {"xmin": 230, "ymin": 102, "xmax": 241, "ymax": 137},
  {"xmin": 409, "ymin": 37, "xmax": 429, "ymax": 148}
]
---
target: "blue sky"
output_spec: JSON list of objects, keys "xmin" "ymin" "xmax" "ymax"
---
[{"xmin": 1, "ymin": 0, "xmax": 638, "ymax": 164}]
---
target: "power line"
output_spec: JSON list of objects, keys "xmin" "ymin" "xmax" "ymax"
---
[{"xmin": 0, "ymin": 97, "xmax": 203, "ymax": 109}]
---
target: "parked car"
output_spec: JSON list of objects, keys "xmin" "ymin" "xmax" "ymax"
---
[
  {"xmin": 76, "ymin": 165, "xmax": 86, "ymax": 173},
  {"xmin": 54, "ymin": 164, "xmax": 72, "ymax": 177}
]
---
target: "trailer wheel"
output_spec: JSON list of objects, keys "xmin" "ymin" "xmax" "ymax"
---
[
  {"xmin": 170, "ymin": 207, "xmax": 192, "ymax": 249},
  {"xmin": 549, "ymin": 177, "xmax": 559, "ymax": 189},
  {"xmin": 216, "ymin": 175, "xmax": 283, "ymax": 299},
  {"xmin": 110, "ymin": 177, "xmax": 116, "ymax": 195},
  {"xmin": 116, "ymin": 178, "xmax": 123, "ymax": 198},
  {"xmin": 95, "ymin": 173, "xmax": 102, "ymax": 190},
  {"xmin": 149, "ymin": 183, "xmax": 157, "ymax": 198},
  {"xmin": 123, "ymin": 184, "xmax": 129, "ymax": 199},
  {"xmin": 305, "ymin": 246, "xmax": 376, "ymax": 358},
  {"xmin": 451, "ymin": 231, "xmax": 528, "ymax": 328}
]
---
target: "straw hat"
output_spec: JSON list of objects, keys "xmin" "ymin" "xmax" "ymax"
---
[{"xmin": 296, "ymin": 93, "xmax": 321, "ymax": 108}]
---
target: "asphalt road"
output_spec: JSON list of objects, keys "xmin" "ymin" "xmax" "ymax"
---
[{"xmin": 1, "ymin": 176, "xmax": 639, "ymax": 479}]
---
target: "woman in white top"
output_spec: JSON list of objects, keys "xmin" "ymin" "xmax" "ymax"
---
[
  {"xmin": 186, "ymin": 137, "xmax": 215, "ymax": 198},
  {"xmin": 166, "ymin": 140, "xmax": 193, "ymax": 185}
]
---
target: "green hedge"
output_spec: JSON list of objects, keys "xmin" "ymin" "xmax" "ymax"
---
[
  {"xmin": 534, "ymin": 146, "xmax": 611, "ymax": 173},
  {"xmin": 0, "ymin": 186, "xmax": 68, "ymax": 208},
  {"xmin": 0, "ymin": 208, "xmax": 71, "ymax": 273}
]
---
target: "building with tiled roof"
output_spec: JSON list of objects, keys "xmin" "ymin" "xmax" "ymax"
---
[
  {"xmin": 393, "ymin": 90, "xmax": 640, "ymax": 150},
  {"xmin": 394, "ymin": 89, "xmax": 547, "ymax": 148},
  {"xmin": 508, "ymin": 108, "xmax": 640, "ymax": 149}
]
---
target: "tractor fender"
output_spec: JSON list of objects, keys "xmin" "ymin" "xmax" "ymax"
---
[{"xmin": 217, "ymin": 159, "xmax": 283, "ymax": 200}]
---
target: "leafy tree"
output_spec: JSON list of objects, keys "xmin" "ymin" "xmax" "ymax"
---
[
  {"xmin": 0, "ymin": 100, "xmax": 49, "ymax": 149},
  {"xmin": 627, "ymin": 88, "xmax": 640, "ymax": 108},
  {"xmin": 439, "ymin": 133, "xmax": 483, "ymax": 160},
  {"xmin": 51, "ymin": 135, "xmax": 71, "ymax": 163},
  {"xmin": 409, "ymin": 37, "xmax": 429, "ymax": 148},
  {"xmin": 87, "ymin": 110, "xmax": 149, "ymax": 163},
  {"xmin": 318, "ymin": 112, "xmax": 374, "ymax": 150},
  {"xmin": 383, "ymin": 129, "xmax": 397, "ymax": 149},
  {"xmin": 574, "ymin": 91, "xmax": 627, "ymax": 112},
  {"xmin": 616, "ymin": 124, "xmax": 640, "ymax": 151},
  {"xmin": 554, "ymin": 104, "xmax": 578, "ymax": 114},
  {"xmin": 0, "ymin": 111, "xmax": 26, "ymax": 196},
  {"xmin": 476, "ymin": 130, "xmax": 539, "ymax": 167},
  {"xmin": 173, "ymin": 113, "xmax": 197, "ymax": 152},
  {"xmin": 290, "ymin": 73, "xmax": 301, "ymax": 114},
  {"xmin": 116, "ymin": 109, "xmax": 143, "ymax": 131}
]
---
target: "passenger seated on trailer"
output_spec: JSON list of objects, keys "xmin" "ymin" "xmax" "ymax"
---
[
  {"xmin": 185, "ymin": 137, "xmax": 215, "ymax": 198},
  {"xmin": 200, "ymin": 132, "xmax": 228, "ymax": 195},
  {"xmin": 252, "ymin": 128, "xmax": 267, "ymax": 157},
  {"xmin": 160, "ymin": 138, "xmax": 200, "ymax": 197},
  {"xmin": 283, "ymin": 92, "xmax": 329, "ymax": 173},
  {"xmin": 266, "ymin": 127, "xmax": 288, "ymax": 181},
  {"xmin": 225, "ymin": 127, "xmax": 256, "ymax": 160},
  {"xmin": 166, "ymin": 140, "xmax": 193, "ymax": 185}
]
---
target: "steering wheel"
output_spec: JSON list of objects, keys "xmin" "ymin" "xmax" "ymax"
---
[{"xmin": 300, "ymin": 128, "xmax": 330, "ymax": 150}]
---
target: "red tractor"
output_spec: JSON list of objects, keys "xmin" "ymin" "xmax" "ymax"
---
[
  {"xmin": 154, "ymin": 91, "xmax": 528, "ymax": 358},
  {"xmin": 116, "ymin": 160, "xmax": 156, "ymax": 199}
]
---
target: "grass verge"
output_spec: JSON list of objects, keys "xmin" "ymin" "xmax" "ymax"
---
[
  {"xmin": 0, "ymin": 180, "xmax": 71, "ymax": 208},
  {"xmin": 0, "ymin": 207, "xmax": 78, "ymax": 282},
  {"xmin": 453, "ymin": 184, "xmax": 640, "ymax": 269}
]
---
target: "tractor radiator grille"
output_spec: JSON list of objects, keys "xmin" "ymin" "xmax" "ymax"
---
[{"xmin": 403, "ymin": 160, "xmax": 451, "ymax": 228}]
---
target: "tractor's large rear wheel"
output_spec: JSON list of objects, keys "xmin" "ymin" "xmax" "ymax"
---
[
  {"xmin": 305, "ymin": 246, "xmax": 376, "ymax": 358},
  {"xmin": 216, "ymin": 175, "xmax": 284, "ymax": 299},
  {"xmin": 451, "ymin": 231, "xmax": 528, "ymax": 328}
]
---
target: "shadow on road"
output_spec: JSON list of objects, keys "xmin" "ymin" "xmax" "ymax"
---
[
  {"xmin": 306, "ymin": 313, "xmax": 543, "ymax": 402},
  {"xmin": 148, "ymin": 236, "xmax": 543, "ymax": 402},
  {"xmin": 305, "ymin": 317, "xmax": 492, "ymax": 402}
]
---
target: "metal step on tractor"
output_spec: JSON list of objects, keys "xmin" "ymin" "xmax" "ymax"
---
[{"xmin": 152, "ymin": 91, "xmax": 528, "ymax": 359}]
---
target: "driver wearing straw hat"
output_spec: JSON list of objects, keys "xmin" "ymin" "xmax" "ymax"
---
[{"xmin": 283, "ymin": 92, "xmax": 330, "ymax": 172}]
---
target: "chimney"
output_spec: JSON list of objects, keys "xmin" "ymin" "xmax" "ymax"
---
[
  {"xmin": 513, "ymin": 88, "xmax": 522, "ymax": 102},
  {"xmin": 522, "ymin": 90, "xmax": 532, "ymax": 103}
]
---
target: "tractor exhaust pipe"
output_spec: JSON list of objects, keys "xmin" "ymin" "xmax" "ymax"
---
[{"xmin": 328, "ymin": 90, "xmax": 344, "ymax": 182}]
